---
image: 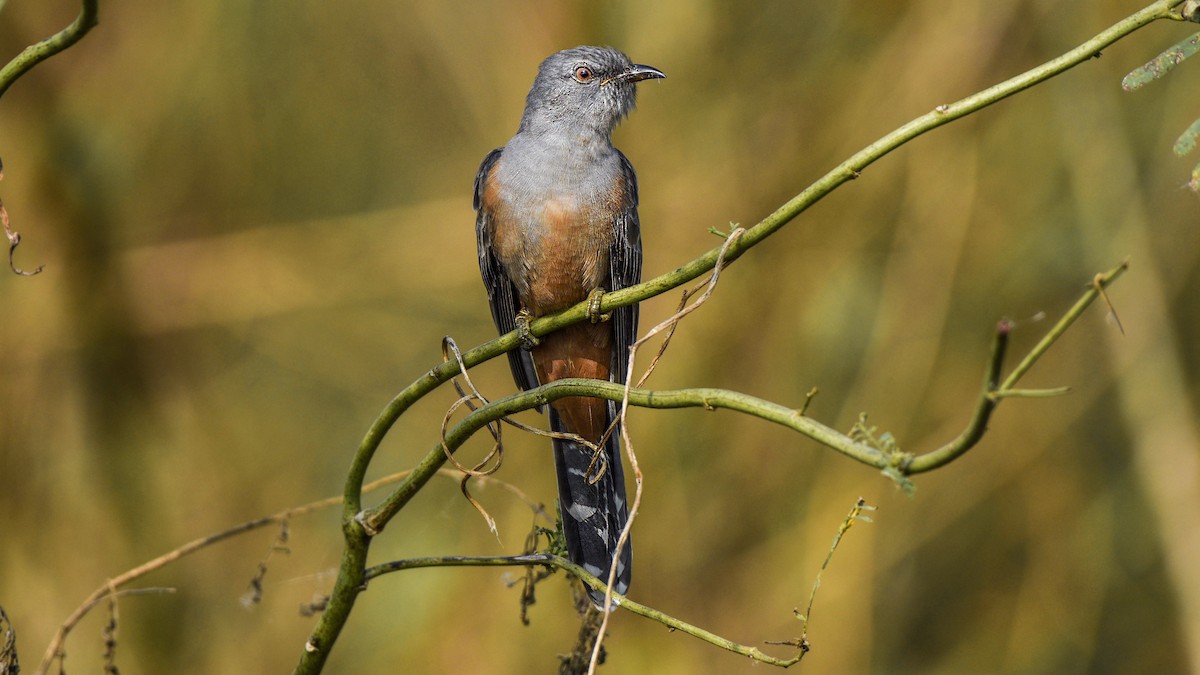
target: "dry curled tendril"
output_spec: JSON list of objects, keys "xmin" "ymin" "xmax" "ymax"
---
[{"xmin": 0, "ymin": 160, "xmax": 45, "ymax": 276}]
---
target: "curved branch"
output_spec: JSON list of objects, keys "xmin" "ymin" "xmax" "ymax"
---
[
  {"xmin": 360, "ymin": 261, "xmax": 1127, "ymax": 534},
  {"xmin": 0, "ymin": 0, "xmax": 99, "ymax": 99},
  {"xmin": 362, "ymin": 382, "xmax": 879, "ymax": 533},
  {"xmin": 908, "ymin": 259, "xmax": 1128, "ymax": 472}
]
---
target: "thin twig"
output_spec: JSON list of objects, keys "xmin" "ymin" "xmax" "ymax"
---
[
  {"xmin": 907, "ymin": 259, "xmax": 1128, "ymax": 473},
  {"xmin": 1, "ymin": 162, "xmax": 43, "ymax": 276},
  {"xmin": 364, "ymin": 553, "xmax": 806, "ymax": 668},
  {"xmin": 792, "ymin": 498, "xmax": 876, "ymax": 648},
  {"xmin": 437, "ymin": 337, "xmax": 592, "ymax": 538},
  {"xmin": 35, "ymin": 468, "xmax": 533, "ymax": 675},
  {"xmin": 587, "ymin": 227, "xmax": 746, "ymax": 674},
  {"xmin": 101, "ymin": 582, "xmax": 119, "ymax": 675},
  {"xmin": 999, "ymin": 259, "xmax": 1128, "ymax": 392}
]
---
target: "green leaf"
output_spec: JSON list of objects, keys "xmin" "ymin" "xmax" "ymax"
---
[
  {"xmin": 1122, "ymin": 32, "xmax": 1200, "ymax": 91},
  {"xmin": 1174, "ymin": 117, "xmax": 1200, "ymax": 156}
]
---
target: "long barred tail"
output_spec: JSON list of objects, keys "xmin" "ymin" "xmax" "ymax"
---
[{"xmin": 549, "ymin": 405, "xmax": 631, "ymax": 607}]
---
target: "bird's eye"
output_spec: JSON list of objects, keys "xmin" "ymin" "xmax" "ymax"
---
[{"xmin": 573, "ymin": 66, "xmax": 594, "ymax": 83}]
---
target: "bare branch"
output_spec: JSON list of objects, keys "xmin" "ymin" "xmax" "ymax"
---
[
  {"xmin": 365, "ymin": 498, "xmax": 873, "ymax": 670},
  {"xmin": 364, "ymin": 554, "xmax": 807, "ymax": 667},
  {"xmin": 35, "ymin": 469, "xmax": 520, "ymax": 675}
]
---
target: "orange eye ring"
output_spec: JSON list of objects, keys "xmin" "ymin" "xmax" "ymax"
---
[{"xmin": 573, "ymin": 66, "xmax": 594, "ymax": 83}]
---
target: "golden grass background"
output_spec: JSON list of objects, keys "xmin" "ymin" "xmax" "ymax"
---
[{"xmin": 2, "ymin": 1, "xmax": 1198, "ymax": 672}]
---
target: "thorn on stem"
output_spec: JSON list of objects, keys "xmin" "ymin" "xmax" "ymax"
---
[{"xmin": 1092, "ymin": 273, "xmax": 1125, "ymax": 335}]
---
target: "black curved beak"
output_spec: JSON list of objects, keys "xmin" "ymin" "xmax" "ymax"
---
[{"xmin": 620, "ymin": 64, "xmax": 666, "ymax": 83}]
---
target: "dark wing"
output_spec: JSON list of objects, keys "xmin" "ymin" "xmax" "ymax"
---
[
  {"xmin": 474, "ymin": 147, "xmax": 539, "ymax": 393},
  {"xmin": 608, "ymin": 151, "xmax": 643, "ymax": 388}
]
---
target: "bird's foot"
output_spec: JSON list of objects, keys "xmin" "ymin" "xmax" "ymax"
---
[
  {"xmin": 586, "ymin": 288, "xmax": 610, "ymax": 324},
  {"xmin": 516, "ymin": 309, "xmax": 540, "ymax": 349}
]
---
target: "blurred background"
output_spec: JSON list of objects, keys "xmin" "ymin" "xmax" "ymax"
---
[{"xmin": 2, "ymin": 1, "xmax": 1198, "ymax": 673}]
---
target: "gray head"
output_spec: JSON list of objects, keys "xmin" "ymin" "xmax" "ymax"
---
[{"xmin": 518, "ymin": 46, "xmax": 664, "ymax": 138}]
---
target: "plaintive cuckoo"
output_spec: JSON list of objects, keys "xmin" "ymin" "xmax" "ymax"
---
[{"xmin": 473, "ymin": 46, "xmax": 663, "ymax": 606}]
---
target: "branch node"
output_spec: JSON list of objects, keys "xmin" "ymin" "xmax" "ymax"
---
[
  {"xmin": 1186, "ymin": 0, "xmax": 1200, "ymax": 23},
  {"xmin": 707, "ymin": 222, "xmax": 740, "ymax": 239},
  {"xmin": 354, "ymin": 512, "xmax": 379, "ymax": 537}
]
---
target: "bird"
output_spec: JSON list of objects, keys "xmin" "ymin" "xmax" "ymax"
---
[{"xmin": 473, "ymin": 46, "xmax": 664, "ymax": 607}]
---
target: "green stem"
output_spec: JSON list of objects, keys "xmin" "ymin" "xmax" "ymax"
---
[
  {"xmin": 362, "ymin": 381, "xmax": 884, "ymax": 531},
  {"xmin": 0, "ymin": 0, "xmax": 99, "ymax": 99},
  {"xmin": 999, "ymin": 261, "xmax": 1129, "ymax": 391},
  {"xmin": 907, "ymin": 260, "xmax": 1128, "ymax": 473}
]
